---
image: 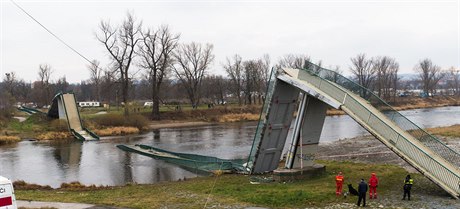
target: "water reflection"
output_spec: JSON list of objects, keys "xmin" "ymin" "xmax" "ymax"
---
[{"xmin": 1, "ymin": 106, "xmax": 460, "ymax": 187}]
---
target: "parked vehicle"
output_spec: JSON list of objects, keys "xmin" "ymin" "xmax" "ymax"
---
[
  {"xmin": 0, "ymin": 176, "xmax": 17, "ymax": 209},
  {"xmin": 78, "ymin": 101, "xmax": 101, "ymax": 107},
  {"xmin": 143, "ymin": 102, "xmax": 153, "ymax": 107}
]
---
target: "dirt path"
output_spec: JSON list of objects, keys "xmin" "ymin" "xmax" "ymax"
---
[{"xmin": 13, "ymin": 116, "xmax": 26, "ymax": 122}]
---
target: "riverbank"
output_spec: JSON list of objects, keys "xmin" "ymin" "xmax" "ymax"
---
[
  {"xmin": 14, "ymin": 160, "xmax": 458, "ymax": 209},
  {"xmin": 2, "ymin": 96, "xmax": 460, "ymax": 143},
  {"xmin": 11, "ymin": 132, "xmax": 460, "ymax": 209}
]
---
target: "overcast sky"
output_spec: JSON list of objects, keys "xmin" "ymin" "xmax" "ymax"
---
[{"xmin": 1, "ymin": 0, "xmax": 459, "ymax": 83}]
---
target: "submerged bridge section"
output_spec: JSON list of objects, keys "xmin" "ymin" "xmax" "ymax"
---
[
  {"xmin": 247, "ymin": 63, "xmax": 460, "ymax": 199},
  {"xmin": 48, "ymin": 93, "xmax": 99, "ymax": 141}
]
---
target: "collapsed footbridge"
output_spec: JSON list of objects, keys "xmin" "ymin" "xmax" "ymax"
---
[
  {"xmin": 47, "ymin": 93, "xmax": 99, "ymax": 141},
  {"xmin": 247, "ymin": 63, "xmax": 460, "ymax": 199}
]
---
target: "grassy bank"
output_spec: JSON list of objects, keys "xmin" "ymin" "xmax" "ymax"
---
[
  {"xmin": 427, "ymin": 124, "xmax": 460, "ymax": 138},
  {"xmin": 0, "ymin": 112, "xmax": 150, "ymax": 140},
  {"xmin": 0, "ymin": 135, "xmax": 21, "ymax": 144},
  {"xmin": 2, "ymin": 96, "xmax": 459, "ymax": 141},
  {"xmin": 15, "ymin": 161, "xmax": 444, "ymax": 209}
]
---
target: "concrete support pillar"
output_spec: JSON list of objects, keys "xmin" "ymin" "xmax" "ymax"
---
[{"xmin": 286, "ymin": 95, "xmax": 328, "ymax": 169}]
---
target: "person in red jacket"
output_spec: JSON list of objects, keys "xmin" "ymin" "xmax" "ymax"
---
[
  {"xmin": 335, "ymin": 171, "xmax": 344, "ymax": 196},
  {"xmin": 369, "ymin": 172, "xmax": 379, "ymax": 199}
]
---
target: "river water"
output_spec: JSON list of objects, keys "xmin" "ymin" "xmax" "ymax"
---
[{"xmin": 1, "ymin": 106, "xmax": 460, "ymax": 187}]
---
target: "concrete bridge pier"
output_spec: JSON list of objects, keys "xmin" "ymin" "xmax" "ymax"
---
[{"xmin": 274, "ymin": 94, "xmax": 328, "ymax": 181}]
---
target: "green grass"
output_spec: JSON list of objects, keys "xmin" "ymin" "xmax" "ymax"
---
[
  {"xmin": 15, "ymin": 161, "xmax": 441, "ymax": 209},
  {"xmin": 5, "ymin": 114, "xmax": 50, "ymax": 137}
]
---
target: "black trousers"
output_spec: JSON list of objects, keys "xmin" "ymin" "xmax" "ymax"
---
[
  {"xmin": 403, "ymin": 189, "xmax": 411, "ymax": 200},
  {"xmin": 357, "ymin": 192, "xmax": 366, "ymax": 206}
]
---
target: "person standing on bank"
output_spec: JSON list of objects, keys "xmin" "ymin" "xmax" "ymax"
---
[
  {"xmin": 403, "ymin": 175, "xmax": 413, "ymax": 200},
  {"xmin": 357, "ymin": 179, "xmax": 368, "ymax": 207},
  {"xmin": 369, "ymin": 172, "xmax": 379, "ymax": 199},
  {"xmin": 335, "ymin": 171, "xmax": 344, "ymax": 196}
]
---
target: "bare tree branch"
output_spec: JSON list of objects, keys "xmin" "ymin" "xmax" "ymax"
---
[
  {"xmin": 173, "ymin": 42, "xmax": 214, "ymax": 106},
  {"xmin": 138, "ymin": 25, "xmax": 180, "ymax": 119},
  {"xmin": 95, "ymin": 11, "xmax": 142, "ymax": 115}
]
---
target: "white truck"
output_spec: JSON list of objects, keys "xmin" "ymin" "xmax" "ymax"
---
[{"xmin": 0, "ymin": 176, "xmax": 16, "ymax": 209}]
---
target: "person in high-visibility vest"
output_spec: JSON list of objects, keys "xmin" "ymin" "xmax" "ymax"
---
[
  {"xmin": 402, "ymin": 175, "xmax": 414, "ymax": 200},
  {"xmin": 335, "ymin": 171, "xmax": 344, "ymax": 196},
  {"xmin": 369, "ymin": 172, "xmax": 379, "ymax": 199}
]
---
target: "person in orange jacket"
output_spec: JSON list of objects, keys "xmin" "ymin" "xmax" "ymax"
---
[
  {"xmin": 335, "ymin": 171, "xmax": 344, "ymax": 196},
  {"xmin": 369, "ymin": 172, "xmax": 379, "ymax": 199}
]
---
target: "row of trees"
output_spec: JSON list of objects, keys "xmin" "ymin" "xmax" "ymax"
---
[
  {"xmin": 2, "ymin": 12, "xmax": 460, "ymax": 120},
  {"xmin": 2, "ymin": 54, "xmax": 459, "ymax": 119},
  {"xmin": 92, "ymin": 13, "xmax": 317, "ymax": 119},
  {"xmin": 95, "ymin": 12, "xmax": 216, "ymax": 118},
  {"xmin": 350, "ymin": 54, "xmax": 460, "ymax": 100}
]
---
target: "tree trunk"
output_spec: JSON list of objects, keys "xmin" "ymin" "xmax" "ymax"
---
[
  {"xmin": 123, "ymin": 78, "xmax": 129, "ymax": 116},
  {"xmin": 151, "ymin": 83, "xmax": 161, "ymax": 120}
]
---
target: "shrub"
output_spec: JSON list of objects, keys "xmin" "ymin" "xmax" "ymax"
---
[
  {"xmin": 91, "ymin": 114, "xmax": 149, "ymax": 130},
  {"xmin": 36, "ymin": 131, "xmax": 72, "ymax": 140},
  {"xmin": 94, "ymin": 126, "xmax": 139, "ymax": 136},
  {"xmin": 0, "ymin": 135, "xmax": 21, "ymax": 144},
  {"xmin": 60, "ymin": 181, "xmax": 106, "ymax": 191},
  {"xmin": 13, "ymin": 180, "xmax": 52, "ymax": 190}
]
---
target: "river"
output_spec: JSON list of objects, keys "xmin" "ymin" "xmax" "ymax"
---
[{"xmin": 1, "ymin": 106, "xmax": 460, "ymax": 187}]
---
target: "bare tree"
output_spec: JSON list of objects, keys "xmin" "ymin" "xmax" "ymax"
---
[
  {"xmin": 243, "ymin": 60, "xmax": 259, "ymax": 105},
  {"xmin": 0, "ymin": 90, "xmax": 15, "ymax": 119},
  {"xmin": 373, "ymin": 56, "xmax": 399, "ymax": 99},
  {"xmin": 223, "ymin": 54, "xmax": 244, "ymax": 105},
  {"xmin": 87, "ymin": 60, "xmax": 102, "ymax": 101},
  {"xmin": 201, "ymin": 75, "xmax": 227, "ymax": 105},
  {"xmin": 173, "ymin": 42, "xmax": 214, "ymax": 107},
  {"xmin": 3, "ymin": 72, "xmax": 16, "ymax": 96},
  {"xmin": 447, "ymin": 67, "xmax": 460, "ymax": 96},
  {"xmin": 38, "ymin": 64, "xmax": 53, "ymax": 106},
  {"xmin": 138, "ymin": 25, "xmax": 180, "ymax": 120},
  {"xmin": 55, "ymin": 76, "xmax": 69, "ymax": 93},
  {"xmin": 414, "ymin": 59, "xmax": 444, "ymax": 96},
  {"xmin": 278, "ymin": 54, "xmax": 311, "ymax": 69},
  {"xmin": 388, "ymin": 61, "xmax": 399, "ymax": 101},
  {"xmin": 96, "ymin": 12, "xmax": 142, "ymax": 115},
  {"xmin": 100, "ymin": 70, "xmax": 116, "ymax": 105},
  {"xmin": 350, "ymin": 54, "xmax": 376, "ymax": 96},
  {"xmin": 259, "ymin": 54, "xmax": 271, "ymax": 84}
]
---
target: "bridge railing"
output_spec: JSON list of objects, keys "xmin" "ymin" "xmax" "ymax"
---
[
  {"xmin": 297, "ymin": 64, "xmax": 460, "ymax": 195},
  {"xmin": 246, "ymin": 68, "xmax": 278, "ymax": 172},
  {"xmin": 302, "ymin": 62, "xmax": 460, "ymax": 169}
]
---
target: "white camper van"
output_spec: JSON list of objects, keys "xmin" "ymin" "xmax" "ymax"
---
[{"xmin": 0, "ymin": 176, "xmax": 16, "ymax": 209}]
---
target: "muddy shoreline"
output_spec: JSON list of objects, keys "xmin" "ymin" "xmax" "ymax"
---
[{"xmin": 317, "ymin": 135, "xmax": 460, "ymax": 173}]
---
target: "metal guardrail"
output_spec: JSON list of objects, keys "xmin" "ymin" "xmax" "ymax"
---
[
  {"xmin": 298, "ymin": 64, "xmax": 460, "ymax": 197},
  {"xmin": 70, "ymin": 129, "xmax": 85, "ymax": 141}
]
